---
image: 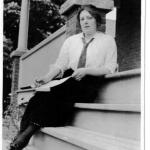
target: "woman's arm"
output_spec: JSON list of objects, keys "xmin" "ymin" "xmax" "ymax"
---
[
  {"xmin": 85, "ymin": 67, "xmax": 111, "ymax": 76},
  {"xmin": 35, "ymin": 38, "xmax": 71, "ymax": 87},
  {"xmin": 35, "ymin": 66, "xmax": 61, "ymax": 87},
  {"xmin": 72, "ymin": 67, "xmax": 110, "ymax": 81}
]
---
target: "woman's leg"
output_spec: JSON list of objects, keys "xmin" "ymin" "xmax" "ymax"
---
[
  {"xmin": 20, "ymin": 92, "xmax": 50, "ymax": 132},
  {"xmin": 51, "ymin": 77, "xmax": 98, "ymax": 103},
  {"xmin": 9, "ymin": 77, "xmax": 98, "ymax": 150},
  {"xmin": 9, "ymin": 92, "xmax": 50, "ymax": 150},
  {"xmin": 9, "ymin": 82, "xmax": 76, "ymax": 150}
]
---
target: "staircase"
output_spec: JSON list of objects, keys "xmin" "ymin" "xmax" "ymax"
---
[{"xmin": 26, "ymin": 69, "xmax": 141, "ymax": 150}]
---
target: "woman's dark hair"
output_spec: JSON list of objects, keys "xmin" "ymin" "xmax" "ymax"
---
[{"xmin": 76, "ymin": 5, "xmax": 102, "ymax": 29}]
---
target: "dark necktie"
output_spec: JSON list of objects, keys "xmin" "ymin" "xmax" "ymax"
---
[{"xmin": 77, "ymin": 37, "xmax": 94, "ymax": 68}]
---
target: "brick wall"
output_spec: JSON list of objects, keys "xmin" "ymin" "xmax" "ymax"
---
[
  {"xmin": 116, "ymin": 0, "xmax": 141, "ymax": 71},
  {"xmin": 11, "ymin": 57, "xmax": 20, "ymax": 104}
]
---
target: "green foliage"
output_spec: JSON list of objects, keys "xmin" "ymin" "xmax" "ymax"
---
[
  {"xmin": 3, "ymin": 36, "xmax": 13, "ymax": 78},
  {"xmin": 3, "ymin": 36, "xmax": 13, "ymax": 112},
  {"xmin": 4, "ymin": 0, "xmax": 66, "ymax": 50},
  {"xmin": 3, "ymin": 103, "xmax": 26, "ymax": 138},
  {"xmin": 28, "ymin": 0, "xmax": 65, "ymax": 48},
  {"xmin": 4, "ymin": 1, "xmax": 20, "ymax": 49},
  {"xmin": 51, "ymin": 0, "xmax": 67, "ymax": 7}
]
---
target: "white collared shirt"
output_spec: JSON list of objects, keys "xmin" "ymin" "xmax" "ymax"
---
[{"xmin": 51, "ymin": 31, "xmax": 117, "ymax": 75}]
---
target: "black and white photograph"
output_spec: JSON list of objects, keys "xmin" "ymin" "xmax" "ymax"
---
[{"xmin": 2, "ymin": 0, "xmax": 148, "ymax": 150}]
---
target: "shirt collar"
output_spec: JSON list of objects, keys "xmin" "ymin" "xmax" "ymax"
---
[{"xmin": 80, "ymin": 31, "xmax": 100, "ymax": 40}]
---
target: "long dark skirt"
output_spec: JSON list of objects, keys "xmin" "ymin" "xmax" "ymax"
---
[{"xmin": 20, "ymin": 72, "xmax": 100, "ymax": 132}]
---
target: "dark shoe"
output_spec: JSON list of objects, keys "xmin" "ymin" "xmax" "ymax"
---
[
  {"xmin": 9, "ymin": 142, "xmax": 26, "ymax": 150},
  {"xmin": 9, "ymin": 133, "xmax": 30, "ymax": 150},
  {"xmin": 9, "ymin": 138, "xmax": 30, "ymax": 150},
  {"xmin": 9, "ymin": 124, "xmax": 40, "ymax": 150}
]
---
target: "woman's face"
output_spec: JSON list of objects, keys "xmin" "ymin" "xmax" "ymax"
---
[{"xmin": 79, "ymin": 10, "xmax": 97, "ymax": 34}]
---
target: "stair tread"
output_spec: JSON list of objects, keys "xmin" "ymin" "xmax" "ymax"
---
[
  {"xmin": 74, "ymin": 103, "xmax": 140, "ymax": 112},
  {"xmin": 105, "ymin": 68, "xmax": 140, "ymax": 79},
  {"xmin": 25, "ymin": 145, "xmax": 37, "ymax": 150},
  {"xmin": 41, "ymin": 126, "xmax": 140, "ymax": 150}
]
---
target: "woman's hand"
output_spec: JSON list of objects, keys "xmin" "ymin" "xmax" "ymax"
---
[
  {"xmin": 72, "ymin": 68, "xmax": 88, "ymax": 81},
  {"xmin": 34, "ymin": 78, "xmax": 46, "ymax": 87}
]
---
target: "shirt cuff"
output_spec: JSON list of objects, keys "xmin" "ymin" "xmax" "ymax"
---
[{"xmin": 104, "ymin": 63, "xmax": 118, "ymax": 74}]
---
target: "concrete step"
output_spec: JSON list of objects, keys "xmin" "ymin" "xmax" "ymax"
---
[
  {"xmin": 31, "ymin": 126, "xmax": 140, "ymax": 150},
  {"xmin": 95, "ymin": 69, "xmax": 140, "ymax": 104},
  {"xmin": 24, "ymin": 145, "xmax": 38, "ymax": 150},
  {"xmin": 73, "ymin": 103, "xmax": 140, "ymax": 141}
]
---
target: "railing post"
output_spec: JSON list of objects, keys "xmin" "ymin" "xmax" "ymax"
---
[{"xmin": 10, "ymin": 0, "xmax": 30, "ymax": 105}]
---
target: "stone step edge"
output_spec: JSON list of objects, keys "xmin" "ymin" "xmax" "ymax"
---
[
  {"xmin": 40, "ymin": 126, "xmax": 140, "ymax": 150},
  {"xmin": 74, "ymin": 103, "xmax": 141, "ymax": 113},
  {"xmin": 105, "ymin": 68, "xmax": 140, "ymax": 79}
]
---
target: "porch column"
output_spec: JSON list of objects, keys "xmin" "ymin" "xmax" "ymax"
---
[{"xmin": 10, "ymin": 0, "xmax": 30, "ymax": 104}]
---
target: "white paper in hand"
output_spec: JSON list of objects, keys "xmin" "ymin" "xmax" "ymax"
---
[{"xmin": 35, "ymin": 76, "xmax": 71, "ymax": 92}]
